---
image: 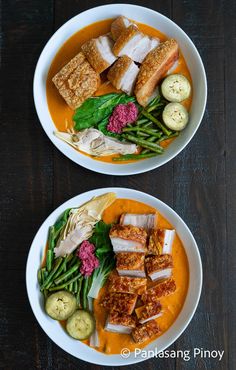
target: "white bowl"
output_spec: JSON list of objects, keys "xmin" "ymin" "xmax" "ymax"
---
[
  {"xmin": 33, "ymin": 4, "xmax": 207, "ymax": 176},
  {"xmin": 26, "ymin": 187, "xmax": 202, "ymax": 366}
]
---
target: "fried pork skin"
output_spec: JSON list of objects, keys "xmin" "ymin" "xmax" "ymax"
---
[
  {"xmin": 113, "ymin": 25, "xmax": 159, "ymax": 63},
  {"xmin": 120, "ymin": 213, "xmax": 158, "ymax": 230},
  {"xmin": 141, "ymin": 278, "xmax": 176, "ymax": 303},
  {"xmin": 105, "ymin": 312, "xmax": 136, "ymax": 334},
  {"xmin": 107, "ymin": 56, "xmax": 139, "ymax": 95},
  {"xmin": 116, "ymin": 252, "xmax": 146, "ymax": 277},
  {"xmin": 110, "ymin": 224, "xmax": 148, "ymax": 253},
  {"xmin": 148, "ymin": 228, "xmax": 175, "ymax": 255},
  {"xmin": 135, "ymin": 39, "xmax": 179, "ymax": 106},
  {"xmin": 145, "ymin": 254, "xmax": 173, "ymax": 281},
  {"xmin": 100, "ymin": 292, "xmax": 137, "ymax": 315},
  {"xmin": 111, "ymin": 16, "xmax": 136, "ymax": 41},
  {"xmin": 132, "ymin": 320, "xmax": 161, "ymax": 343},
  {"xmin": 135, "ymin": 301, "xmax": 162, "ymax": 324},
  {"xmin": 109, "ymin": 274, "xmax": 147, "ymax": 295},
  {"xmin": 81, "ymin": 35, "xmax": 117, "ymax": 74},
  {"xmin": 52, "ymin": 52, "xmax": 100, "ymax": 109}
]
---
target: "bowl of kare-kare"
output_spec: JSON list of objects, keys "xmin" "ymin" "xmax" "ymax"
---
[
  {"xmin": 26, "ymin": 187, "xmax": 202, "ymax": 365},
  {"xmin": 33, "ymin": 4, "xmax": 207, "ymax": 175}
]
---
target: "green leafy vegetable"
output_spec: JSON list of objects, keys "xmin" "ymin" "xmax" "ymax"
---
[
  {"xmin": 44, "ymin": 208, "xmax": 71, "ymax": 273},
  {"xmin": 89, "ymin": 221, "xmax": 113, "ymax": 260},
  {"xmin": 73, "ymin": 93, "xmax": 136, "ymax": 131}
]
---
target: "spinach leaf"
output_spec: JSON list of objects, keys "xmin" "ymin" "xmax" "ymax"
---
[
  {"xmin": 89, "ymin": 221, "xmax": 113, "ymax": 261},
  {"xmin": 73, "ymin": 93, "xmax": 136, "ymax": 131}
]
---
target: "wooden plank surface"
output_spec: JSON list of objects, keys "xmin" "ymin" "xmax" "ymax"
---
[{"xmin": 0, "ymin": 0, "xmax": 235, "ymax": 369}]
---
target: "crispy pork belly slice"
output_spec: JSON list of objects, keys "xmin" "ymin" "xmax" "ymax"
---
[
  {"xmin": 109, "ymin": 274, "xmax": 147, "ymax": 295},
  {"xmin": 135, "ymin": 301, "xmax": 162, "ymax": 324},
  {"xmin": 81, "ymin": 35, "xmax": 117, "ymax": 74},
  {"xmin": 141, "ymin": 278, "xmax": 176, "ymax": 304},
  {"xmin": 145, "ymin": 254, "xmax": 173, "ymax": 281},
  {"xmin": 131, "ymin": 36, "xmax": 159, "ymax": 63},
  {"xmin": 105, "ymin": 312, "xmax": 136, "ymax": 334},
  {"xmin": 110, "ymin": 224, "xmax": 147, "ymax": 253},
  {"xmin": 100, "ymin": 292, "xmax": 137, "ymax": 315},
  {"xmin": 111, "ymin": 16, "xmax": 136, "ymax": 41},
  {"xmin": 135, "ymin": 39, "xmax": 179, "ymax": 106},
  {"xmin": 52, "ymin": 52, "xmax": 100, "ymax": 109},
  {"xmin": 113, "ymin": 25, "xmax": 143, "ymax": 57},
  {"xmin": 132, "ymin": 320, "xmax": 161, "ymax": 343},
  {"xmin": 120, "ymin": 213, "xmax": 158, "ymax": 230},
  {"xmin": 113, "ymin": 25, "xmax": 160, "ymax": 63},
  {"xmin": 107, "ymin": 56, "xmax": 139, "ymax": 95},
  {"xmin": 148, "ymin": 228, "xmax": 175, "ymax": 255},
  {"xmin": 116, "ymin": 252, "xmax": 146, "ymax": 277}
]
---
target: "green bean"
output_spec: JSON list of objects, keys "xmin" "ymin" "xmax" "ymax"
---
[
  {"xmin": 73, "ymin": 280, "xmax": 78, "ymax": 293},
  {"xmin": 54, "ymin": 254, "xmax": 73, "ymax": 279},
  {"xmin": 157, "ymin": 132, "xmax": 179, "ymax": 143},
  {"xmin": 82, "ymin": 277, "xmax": 89, "ymax": 310},
  {"xmin": 147, "ymin": 136, "xmax": 158, "ymax": 142},
  {"xmin": 68, "ymin": 254, "xmax": 78, "ymax": 268},
  {"xmin": 141, "ymin": 111, "xmax": 172, "ymax": 136},
  {"xmin": 141, "ymin": 149, "xmax": 151, "ymax": 154},
  {"xmin": 123, "ymin": 126, "xmax": 162, "ymax": 138},
  {"xmin": 136, "ymin": 118, "xmax": 149, "ymax": 125},
  {"xmin": 113, "ymin": 153, "xmax": 158, "ymax": 161},
  {"xmin": 76, "ymin": 277, "xmax": 83, "ymax": 307},
  {"xmin": 123, "ymin": 134, "xmax": 164, "ymax": 153},
  {"xmin": 137, "ymin": 131, "xmax": 149, "ymax": 137},
  {"xmin": 48, "ymin": 226, "xmax": 55, "ymax": 250},
  {"xmin": 49, "ymin": 273, "xmax": 81, "ymax": 291},
  {"xmin": 37, "ymin": 269, "xmax": 42, "ymax": 285},
  {"xmin": 54, "ymin": 263, "xmax": 79, "ymax": 285},
  {"xmin": 68, "ymin": 282, "xmax": 73, "ymax": 292},
  {"xmin": 143, "ymin": 122, "xmax": 153, "ymax": 128},
  {"xmin": 147, "ymin": 103, "xmax": 161, "ymax": 113},
  {"xmin": 46, "ymin": 250, "xmax": 54, "ymax": 272},
  {"xmin": 40, "ymin": 257, "xmax": 63, "ymax": 291}
]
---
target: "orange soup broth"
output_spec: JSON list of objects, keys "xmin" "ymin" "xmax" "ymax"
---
[
  {"xmin": 86, "ymin": 198, "xmax": 189, "ymax": 354},
  {"xmin": 46, "ymin": 19, "xmax": 192, "ymax": 164}
]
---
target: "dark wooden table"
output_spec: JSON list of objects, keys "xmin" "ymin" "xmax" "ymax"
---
[{"xmin": 1, "ymin": 0, "xmax": 235, "ymax": 369}]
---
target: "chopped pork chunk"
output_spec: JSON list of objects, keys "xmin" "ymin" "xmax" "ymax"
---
[
  {"xmin": 135, "ymin": 301, "xmax": 162, "ymax": 324},
  {"xmin": 111, "ymin": 16, "xmax": 136, "ymax": 41},
  {"xmin": 109, "ymin": 224, "xmax": 147, "ymax": 253},
  {"xmin": 120, "ymin": 213, "xmax": 158, "ymax": 230},
  {"xmin": 109, "ymin": 274, "xmax": 147, "ymax": 295},
  {"xmin": 107, "ymin": 56, "xmax": 139, "ymax": 95},
  {"xmin": 148, "ymin": 229, "xmax": 175, "ymax": 255},
  {"xmin": 100, "ymin": 292, "xmax": 137, "ymax": 315},
  {"xmin": 105, "ymin": 312, "xmax": 136, "ymax": 334},
  {"xmin": 52, "ymin": 52, "xmax": 100, "ymax": 109},
  {"xmin": 113, "ymin": 25, "xmax": 160, "ymax": 63},
  {"xmin": 116, "ymin": 252, "xmax": 146, "ymax": 277},
  {"xmin": 81, "ymin": 35, "xmax": 117, "ymax": 73},
  {"xmin": 134, "ymin": 39, "xmax": 179, "ymax": 106},
  {"xmin": 145, "ymin": 254, "xmax": 173, "ymax": 281},
  {"xmin": 141, "ymin": 278, "xmax": 176, "ymax": 304},
  {"xmin": 132, "ymin": 320, "xmax": 161, "ymax": 343}
]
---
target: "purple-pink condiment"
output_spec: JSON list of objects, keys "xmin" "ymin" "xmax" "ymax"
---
[
  {"xmin": 107, "ymin": 102, "xmax": 138, "ymax": 134},
  {"xmin": 77, "ymin": 240, "xmax": 99, "ymax": 277}
]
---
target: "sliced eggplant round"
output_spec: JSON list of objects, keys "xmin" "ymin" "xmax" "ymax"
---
[
  {"xmin": 45, "ymin": 291, "xmax": 76, "ymax": 320},
  {"xmin": 162, "ymin": 102, "xmax": 189, "ymax": 131},
  {"xmin": 161, "ymin": 74, "xmax": 191, "ymax": 102},
  {"xmin": 66, "ymin": 310, "xmax": 95, "ymax": 340}
]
